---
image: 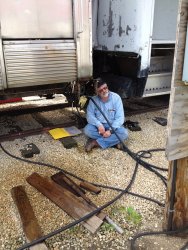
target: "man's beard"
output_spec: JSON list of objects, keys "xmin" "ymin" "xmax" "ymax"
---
[{"xmin": 101, "ymin": 91, "xmax": 109, "ymax": 98}]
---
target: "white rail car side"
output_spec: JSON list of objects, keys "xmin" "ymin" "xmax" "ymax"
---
[{"xmin": 93, "ymin": 0, "xmax": 179, "ymax": 98}]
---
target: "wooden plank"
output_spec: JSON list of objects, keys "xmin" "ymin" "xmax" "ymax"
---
[
  {"xmin": 165, "ymin": 0, "xmax": 188, "ymax": 235},
  {"xmin": 51, "ymin": 172, "xmax": 86, "ymax": 196},
  {"xmin": 51, "ymin": 172, "xmax": 106, "ymax": 220},
  {"xmin": 166, "ymin": 86, "xmax": 188, "ymax": 160},
  {"xmin": 172, "ymin": 158, "xmax": 188, "ymax": 230},
  {"xmin": 166, "ymin": 0, "xmax": 188, "ymax": 160},
  {"xmin": 27, "ymin": 173, "xmax": 103, "ymax": 234},
  {"xmin": 80, "ymin": 181, "xmax": 101, "ymax": 194},
  {"xmin": 11, "ymin": 185, "xmax": 48, "ymax": 250},
  {"xmin": 164, "ymin": 161, "xmax": 176, "ymax": 230},
  {"xmin": 164, "ymin": 158, "xmax": 188, "ymax": 232},
  {"xmin": 172, "ymin": 0, "xmax": 188, "ymax": 84},
  {"xmin": 51, "ymin": 172, "xmax": 124, "ymax": 234}
]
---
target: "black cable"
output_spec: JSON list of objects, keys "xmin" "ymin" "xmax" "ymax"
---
[
  {"xmin": 134, "ymin": 149, "xmax": 167, "ymax": 185},
  {"xmin": 0, "ymin": 144, "xmax": 165, "ymax": 208},
  {"xmin": 131, "ymin": 227, "xmax": 188, "ymax": 250},
  {"xmin": 72, "ymin": 106, "xmax": 87, "ymax": 127},
  {"xmin": 0, "ymin": 143, "xmax": 166, "ymax": 249},
  {"xmin": 0, "ymin": 97, "xmax": 169, "ymax": 249},
  {"xmin": 0, "ymin": 92, "xmax": 184, "ymax": 250},
  {"xmin": 89, "ymin": 97, "xmax": 167, "ymax": 172},
  {"xmin": 15, "ymin": 153, "xmax": 139, "ymax": 250},
  {"xmin": 180, "ymin": 241, "xmax": 188, "ymax": 250},
  {"xmin": 89, "ymin": 97, "xmax": 167, "ymax": 187}
]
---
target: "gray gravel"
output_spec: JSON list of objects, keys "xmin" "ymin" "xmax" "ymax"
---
[{"xmin": 0, "ymin": 105, "xmax": 187, "ymax": 250}]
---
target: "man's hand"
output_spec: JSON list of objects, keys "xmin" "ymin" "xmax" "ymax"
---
[
  {"xmin": 98, "ymin": 125, "xmax": 105, "ymax": 135},
  {"xmin": 103, "ymin": 130, "xmax": 111, "ymax": 138}
]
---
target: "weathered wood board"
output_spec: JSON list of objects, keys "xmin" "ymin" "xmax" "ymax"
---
[
  {"xmin": 172, "ymin": 158, "xmax": 188, "ymax": 230},
  {"xmin": 166, "ymin": 0, "xmax": 188, "ymax": 161},
  {"xmin": 27, "ymin": 173, "xmax": 103, "ymax": 234},
  {"xmin": 11, "ymin": 185, "xmax": 48, "ymax": 250},
  {"xmin": 80, "ymin": 181, "xmax": 101, "ymax": 194},
  {"xmin": 166, "ymin": 86, "xmax": 188, "ymax": 160},
  {"xmin": 164, "ymin": 159, "xmax": 188, "ymax": 231},
  {"xmin": 51, "ymin": 172, "xmax": 86, "ymax": 196},
  {"xmin": 51, "ymin": 172, "xmax": 106, "ymax": 221},
  {"xmin": 164, "ymin": 0, "xmax": 188, "ymax": 232}
]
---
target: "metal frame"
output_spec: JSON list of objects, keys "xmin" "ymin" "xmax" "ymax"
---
[{"xmin": 0, "ymin": 23, "xmax": 7, "ymax": 90}]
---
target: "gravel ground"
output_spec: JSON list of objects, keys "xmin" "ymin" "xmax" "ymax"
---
[{"xmin": 0, "ymin": 105, "xmax": 187, "ymax": 250}]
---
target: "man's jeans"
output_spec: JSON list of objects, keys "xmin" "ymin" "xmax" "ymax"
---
[{"xmin": 84, "ymin": 123, "xmax": 128, "ymax": 149}]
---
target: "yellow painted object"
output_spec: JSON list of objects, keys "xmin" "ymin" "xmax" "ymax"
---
[
  {"xmin": 49, "ymin": 126, "xmax": 82, "ymax": 140},
  {"xmin": 49, "ymin": 128, "xmax": 70, "ymax": 139}
]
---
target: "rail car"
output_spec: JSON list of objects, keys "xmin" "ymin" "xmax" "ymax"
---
[
  {"xmin": 92, "ymin": 0, "xmax": 179, "ymax": 98},
  {"xmin": 0, "ymin": 0, "xmax": 92, "ymax": 101},
  {"xmin": 0, "ymin": 0, "xmax": 180, "ymax": 102}
]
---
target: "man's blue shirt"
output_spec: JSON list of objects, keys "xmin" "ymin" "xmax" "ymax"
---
[{"xmin": 86, "ymin": 92, "xmax": 125, "ymax": 129}]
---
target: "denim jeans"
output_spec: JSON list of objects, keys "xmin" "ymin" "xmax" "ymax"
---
[{"xmin": 84, "ymin": 123, "xmax": 128, "ymax": 149}]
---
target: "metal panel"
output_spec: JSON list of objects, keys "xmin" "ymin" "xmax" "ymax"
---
[
  {"xmin": 143, "ymin": 73, "xmax": 172, "ymax": 96},
  {"xmin": 0, "ymin": 35, "xmax": 7, "ymax": 90},
  {"xmin": 152, "ymin": 0, "xmax": 179, "ymax": 41},
  {"xmin": 95, "ymin": 0, "xmax": 155, "ymax": 71},
  {"xmin": 0, "ymin": 63, "xmax": 3, "ymax": 90},
  {"xmin": 149, "ymin": 56, "xmax": 174, "ymax": 73},
  {"xmin": 3, "ymin": 40, "xmax": 77, "ymax": 88},
  {"xmin": 0, "ymin": 0, "xmax": 73, "ymax": 38},
  {"xmin": 182, "ymin": 25, "xmax": 188, "ymax": 82},
  {"xmin": 73, "ymin": 0, "xmax": 92, "ymax": 78}
]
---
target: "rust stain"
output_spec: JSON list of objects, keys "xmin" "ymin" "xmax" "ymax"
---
[
  {"xmin": 114, "ymin": 44, "xmax": 120, "ymax": 50},
  {"xmin": 119, "ymin": 16, "xmax": 125, "ymax": 37},
  {"xmin": 107, "ymin": 1, "xmax": 114, "ymax": 37},
  {"xmin": 126, "ymin": 25, "xmax": 132, "ymax": 36}
]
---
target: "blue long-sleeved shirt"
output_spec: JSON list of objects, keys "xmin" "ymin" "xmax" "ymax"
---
[{"xmin": 86, "ymin": 92, "xmax": 125, "ymax": 129}]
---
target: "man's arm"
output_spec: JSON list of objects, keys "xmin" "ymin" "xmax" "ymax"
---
[
  {"xmin": 111, "ymin": 95, "xmax": 125, "ymax": 129},
  {"xmin": 86, "ymin": 99, "xmax": 102, "ymax": 127}
]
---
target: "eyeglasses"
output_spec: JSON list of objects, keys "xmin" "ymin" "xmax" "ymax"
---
[{"xmin": 98, "ymin": 86, "xmax": 108, "ymax": 93}]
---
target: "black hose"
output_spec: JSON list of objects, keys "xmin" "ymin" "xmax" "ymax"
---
[
  {"xmin": 0, "ymin": 143, "xmax": 165, "ymax": 249},
  {"xmin": 89, "ymin": 97, "xmax": 167, "ymax": 171},
  {"xmin": 89, "ymin": 97, "xmax": 167, "ymax": 187},
  {"xmin": 16, "ymin": 154, "xmax": 138, "ymax": 249},
  {"xmin": 130, "ymin": 227, "xmax": 188, "ymax": 250},
  {"xmin": 180, "ymin": 241, "xmax": 188, "ymax": 250},
  {"xmin": 0, "ymin": 97, "xmax": 169, "ymax": 249},
  {"xmin": 0, "ymin": 143, "xmax": 165, "ymax": 208}
]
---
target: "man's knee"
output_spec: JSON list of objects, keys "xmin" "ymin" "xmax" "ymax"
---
[
  {"xmin": 116, "ymin": 127, "xmax": 128, "ymax": 140},
  {"xmin": 83, "ymin": 125, "xmax": 90, "ymax": 137},
  {"xmin": 84, "ymin": 124, "xmax": 96, "ymax": 137}
]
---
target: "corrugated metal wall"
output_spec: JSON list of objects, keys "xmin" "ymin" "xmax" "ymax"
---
[{"xmin": 3, "ymin": 40, "xmax": 77, "ymax": 88}]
